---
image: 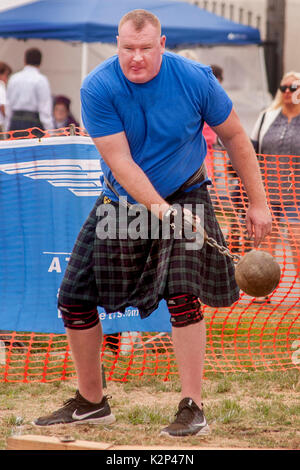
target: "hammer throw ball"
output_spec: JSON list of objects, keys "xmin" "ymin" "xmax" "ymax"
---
[{"xmin": 234, "ymin": 250, "xmax": 281, "ymax": 298}]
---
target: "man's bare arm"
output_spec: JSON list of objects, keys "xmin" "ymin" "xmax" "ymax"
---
[
  {"xmin": 212, "ymin": 108, "xmax": 272, "ymax": 246},
  {"xmin": 93, "ymin": 132, "xmax": 170, "ymax": 219}
]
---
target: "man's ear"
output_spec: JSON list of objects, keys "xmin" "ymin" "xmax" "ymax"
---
[{"xmin": 160, "ymin": 35, "xmax": 166, "ymax": 52}]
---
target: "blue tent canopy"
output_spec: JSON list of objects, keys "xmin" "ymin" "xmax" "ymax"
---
[{"xmin": 0, "ymin": 0, "xmax": 260, "ymax": 46}]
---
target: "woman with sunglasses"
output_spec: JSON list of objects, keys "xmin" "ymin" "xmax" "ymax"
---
[{"xmin": 250, "ymin": 71, "xmax": 300, "ymax": 301}]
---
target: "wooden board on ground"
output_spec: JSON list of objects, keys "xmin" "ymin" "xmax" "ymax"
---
[
  {"xmin": 6, "ymin": 435, "xmax": 287, "ymax": 451},
  {"xmin": 6, "ymin": 434, "xmax": 113, "ymax": 451}
]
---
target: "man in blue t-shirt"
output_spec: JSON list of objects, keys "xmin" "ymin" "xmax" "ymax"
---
[
  {"xmin": 80, "ymin": 40, "xmax": 231, "ymax": 203},
  {"xmin": 35, "ymin": 9, "xmax": 272, "ymax": 436}
]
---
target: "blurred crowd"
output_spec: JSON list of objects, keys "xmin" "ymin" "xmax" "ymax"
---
[{"xmin": 0, "ymin": 48, "xmax": 79, "ymax": 137}]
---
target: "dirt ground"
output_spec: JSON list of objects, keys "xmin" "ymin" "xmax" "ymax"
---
[{"xmin": 2, "ymin": 372, "xmax": 299, "ymax": 450}]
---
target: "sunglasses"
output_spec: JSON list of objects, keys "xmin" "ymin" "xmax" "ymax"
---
[{"xmin": 279, "ymin": 84, "xmax": 300, "ymax": 93}]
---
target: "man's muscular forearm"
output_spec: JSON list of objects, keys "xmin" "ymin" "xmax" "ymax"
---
[
  {"xmin": 93, "ymin": 133, "xmax": 170, "ymax": 219},
  {"xmin": 111, "ymin": 157, "xmax": 170, "ymax": 219}
]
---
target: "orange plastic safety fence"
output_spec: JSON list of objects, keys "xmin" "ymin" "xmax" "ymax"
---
[
  {"xmin": 0, "ymin": 125, "xmax": 89, "ymax": 140},
  {"xmin": 0, "ymin": 135, "xmax": 299, "ymax": 383}
]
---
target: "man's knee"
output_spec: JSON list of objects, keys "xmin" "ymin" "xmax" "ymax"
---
[
  {"xmin": 58, "ymin": 302, "xmax": 99, "ymax": 330},
  {"xmin": 166, "ymin": 294, "xmax": 204, "ymax": 328}
]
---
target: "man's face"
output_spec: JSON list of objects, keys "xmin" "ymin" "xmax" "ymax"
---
[{"xmin": 117, "ymin": 21, "xmax": 166, "ymax": 84}]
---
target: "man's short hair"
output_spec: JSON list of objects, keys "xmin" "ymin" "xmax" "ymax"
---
[
  {"xmin": 210, "ymin": 64, "xmax": 223, "ymax": 82},
  {"xmin": 25, "ymin": 48, "xmax": 42, "ymax": 66},
  {"xmin": 0, "ymin": 61, "xmax": 12, "ymax": 76},
  {"xmin": 118, "ymin": 9, "xmax": 161, "ymax": 34}
]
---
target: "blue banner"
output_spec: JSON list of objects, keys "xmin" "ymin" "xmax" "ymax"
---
[{"xmin": 0, "ymin": 136, "xmax": 171, "ymax": 334}]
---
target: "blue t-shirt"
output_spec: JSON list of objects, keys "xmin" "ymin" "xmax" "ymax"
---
[{"xmin": 81, "ymin": 51, "xmax": 232, "ymax": 203}]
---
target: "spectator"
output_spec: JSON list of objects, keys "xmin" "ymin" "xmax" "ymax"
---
[
  {"xmin": 210, "ymin": 64, "xmax": 223, "ymax": 83},
  {"xmin": 53, "ymin": 95, "xmax": 79, "ymax": 129},
  {"xmin": 0, "ymin": 62, "xmax": 12, "ymax": 136},
  {"xmin": 251, "ymin": 70, "xmax": 300, "ymax": 298},
  {"xmin": 176, "ymin": 48, "xmax": 198, "ymax": 61},
  {"xmin": 6, "ymin": 48, "xmax": 54, "ymax": 133}
]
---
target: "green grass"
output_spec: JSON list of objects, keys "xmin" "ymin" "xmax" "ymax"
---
[
  {"xmin": 0, "ymin": 369, "xmax": 299, "ymax": 450},
  {"xmin": 215, "ymin": 399, "xmax": 243, "ymax": 424},
  {"xmin": 119, "ymin": 404, "xmax": 167, "ymax": 425},
  {"xmin": 215, "ymin": 377, "xmax": 232, "ymax": 393}
]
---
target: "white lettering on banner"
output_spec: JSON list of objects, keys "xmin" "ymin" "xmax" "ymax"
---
[
  {"xmin": 0, "ymin": 159, "xmax": 103, "ymax": 197},
  {"xmin": 99, "ymin": 309, "xmax": 140, "ymax": 322},
  {"xmin": 43, "ymin": 252, "xmax": 71, "ymax": 274},
  {"xmin": 48, "ymin": 257, "xmax": 62, "ymax": 273},
  {"xmin": 58, "ymin": 308, "xmax": 140, "ymax": 322}
]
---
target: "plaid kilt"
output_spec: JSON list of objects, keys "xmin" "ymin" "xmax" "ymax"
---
[{"xmin": 58, "ymin": 184, "xmax": 240, "ymax": 319}]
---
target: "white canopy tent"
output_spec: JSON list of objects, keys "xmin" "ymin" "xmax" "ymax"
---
[{"xmin": 0, "ymin": 0, "xmax": 38, "ymax": 11}]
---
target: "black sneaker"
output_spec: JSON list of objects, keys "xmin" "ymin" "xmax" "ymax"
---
[
  {"xmin": 33, "ymin": 390, "xmax": 115, "ymax": 426},
  {"xmin": 160, "ymin": 397, "xmax": 210, "ymax": 437}
]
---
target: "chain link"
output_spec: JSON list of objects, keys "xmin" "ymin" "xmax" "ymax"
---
[{"xmin": 205, "ymin": 236, "xmax": 241, "ymax": 264}]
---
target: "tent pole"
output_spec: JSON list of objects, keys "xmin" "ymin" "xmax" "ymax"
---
[
  {"xmin": 258, "ymin": 45, "xmax": 270, "ymax": 106},
  {"xmin": 81, "ymin": 42, "xmax": 88, "ymax": 85},
  {"xmin": 80, "ymin": 42, "xmax": 88, "ymax": 127}
]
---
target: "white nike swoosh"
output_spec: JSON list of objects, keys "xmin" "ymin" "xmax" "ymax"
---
[
  {"xmin": 72, "ymin": 407, "xmax": 105, "ymax": 420},
  {"xmin": 194, "ymin": 418, "xmax": 207, "ymax": 427}
]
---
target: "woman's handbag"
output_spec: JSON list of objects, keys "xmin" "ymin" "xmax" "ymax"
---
[{"xmin": 251, "ymin": 111, "xmax": 266, "ymax": 153}]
